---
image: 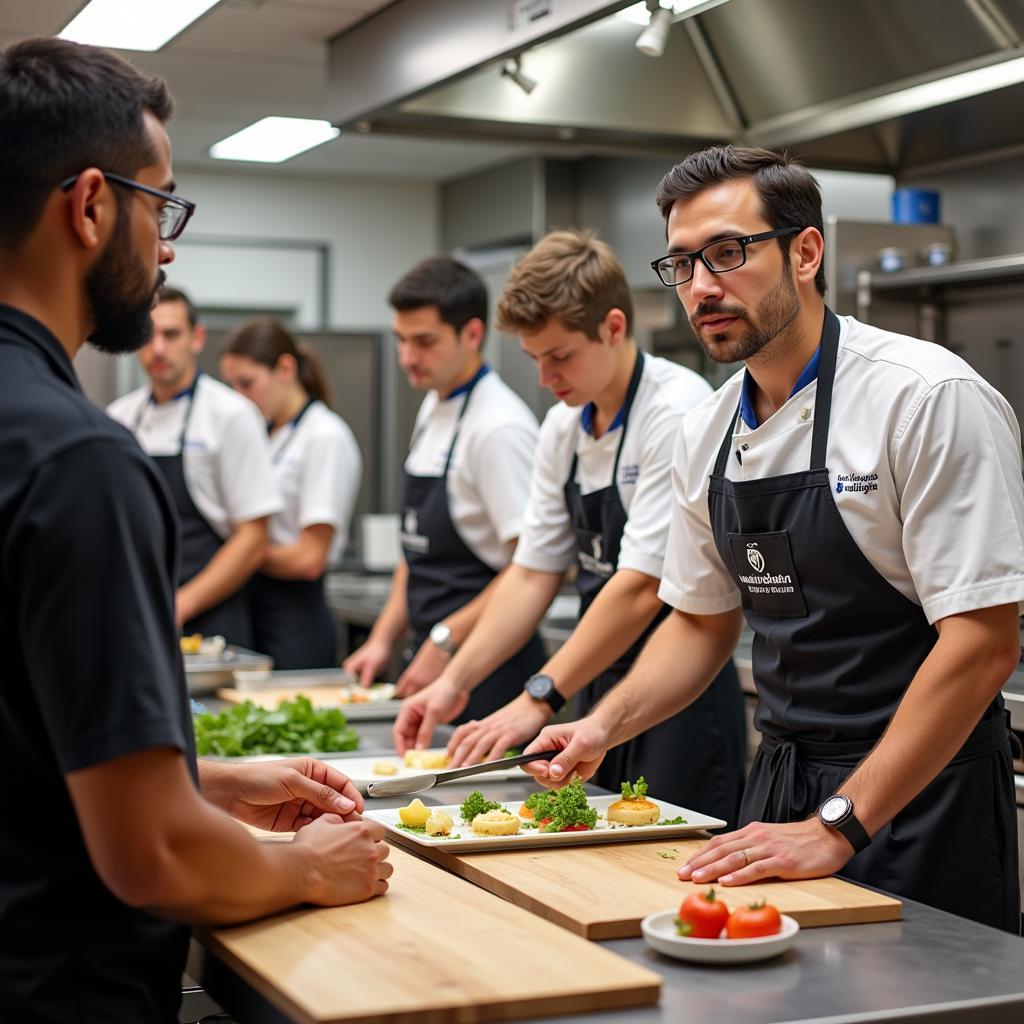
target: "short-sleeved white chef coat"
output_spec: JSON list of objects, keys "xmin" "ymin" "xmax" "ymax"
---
[
  {"xmin": 107, "ymin": 373, "xmax": 282, "ymax": 539},
  {"xmin": 404, "ymin": 369, "xmax": 539, "ymax": 571},
  {"xmin": 514, "ymin": 354, "xmax": 713, "ymax": 579},
  {"xmin": 659, "ymin": 315, "xmax": 1024, "ymax": 625},
  {"xmin": 267, "ymin": 400, "xmax": 362, "ymax": 564}
]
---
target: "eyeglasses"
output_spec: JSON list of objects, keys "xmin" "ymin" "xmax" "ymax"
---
[
  {"xmin": 59, "ymin": 171, "xmax": 196, "ymax": 241},
  {"xmin": 650, "ymin": 227, "xmax": 803, "ymax": 287}
]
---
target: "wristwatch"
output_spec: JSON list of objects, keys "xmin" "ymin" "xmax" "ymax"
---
[
  {"xmin": 524, "ymin": 673, "xmax": 566, "ymax": 713},
  {"xmin": 428, "ymin": 622, "xmax": 457, "ymax": 656},
  {"xmin": 817, "ymin": 794, "xmax": 871, "ymax": 854}
]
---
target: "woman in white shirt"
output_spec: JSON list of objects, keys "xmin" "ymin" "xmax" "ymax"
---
[{"xmin": 221, "ymin": 318, "xmax": 362, "ymax": 669}]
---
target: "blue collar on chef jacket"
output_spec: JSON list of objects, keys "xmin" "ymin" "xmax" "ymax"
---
[
  {"xmin": 445, "ymin": 363, "xmax": 490, "ymax": 400},
  {"xmin": 739, "ymin": 347, "xmax": 820, "ymax": 430}
]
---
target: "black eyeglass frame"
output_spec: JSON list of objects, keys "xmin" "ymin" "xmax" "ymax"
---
[
  {"xmin": 59, "ymin": 171, "xmax": 196, "ymax": 241},
  {"xmin": 650, "ymin": 226, "xmax": 804, "ymax": 288}
]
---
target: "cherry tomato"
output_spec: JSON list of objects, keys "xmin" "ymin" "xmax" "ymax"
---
[
  {"xmin": 676, "ymin": 888, "xmax": 730, "ymax": 939},
  {"xmin": 559, "ymin": 823, "xmax": 592, "ymax": 832},
  {"xmin": 726, "ymin": 901, "xmax": 782, "ymax": 939}
]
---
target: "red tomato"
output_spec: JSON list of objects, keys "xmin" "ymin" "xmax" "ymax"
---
[
  {"xmin": 539, "ymin": 817, "xmax": 552, "ymax": 825},
  {"xmin": 676, "ymin": 888, "xmax": 730, "ymax": 939},
  {"xmin": 726, "ymin": 901, "xmax": 782, "ymax": 939},
  {"xmin": 559, "ymin": 823, "xmax": 592, "ymax": 832}
]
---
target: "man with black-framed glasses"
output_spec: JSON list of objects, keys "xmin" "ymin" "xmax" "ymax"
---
[
  {"xmin": 0, "ymin": 36, "xmax": 391, "ymax": 1024},
  {"xmin": 524, "ymin": 145, "xmax": 1023, "ymax": 934}
]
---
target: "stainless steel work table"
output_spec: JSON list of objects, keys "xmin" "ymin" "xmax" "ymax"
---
[{"xmin": 189, "ymin": 764, "xmax": 1024, "ymax": 1024}]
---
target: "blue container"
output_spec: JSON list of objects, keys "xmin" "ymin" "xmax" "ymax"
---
[{"xmin": 892, "ymin": 188, "xmax": 941, "ymax": 224}]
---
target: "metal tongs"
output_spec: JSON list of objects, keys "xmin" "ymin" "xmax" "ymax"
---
[{"xmin": 365, "ymin": 749, "xmax": 560, "ymax": 798}]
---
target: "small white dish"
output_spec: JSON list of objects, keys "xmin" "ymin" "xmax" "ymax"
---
[{"xmin": 641, "ymin": 910, "xmax": 799, "ymax": 965}]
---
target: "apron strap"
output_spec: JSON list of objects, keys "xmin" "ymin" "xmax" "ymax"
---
[
  {"xmin": 270, "ymin": 397, "xmax": 317, "ymax": 465},
  {"xmin": 569, "ymin": 348, "xmax": 646, "ymax": 486},
  {"xmin": 442, "ymin": 365, "xmax": 488, "ymax": 477},
  {"xmin": 133, "ymin": 369, "xmax": 203, "ymax": 456}
]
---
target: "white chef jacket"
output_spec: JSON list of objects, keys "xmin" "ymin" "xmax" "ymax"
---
[
  {"xmin": 107, "ymin": 373, "xmax": 281, "ymax": 539},
  {"xmin": 514, "ymin": 354, "xmax": 713, "ymax": 579},
  {"xmin": 659, "ymin": 315, "xmax": 1024, "ymax": 625},
  {"xmin": 404, "ymin": 369, "xmax": 539, "ymax": 571},
  {"xmin": 267, "ymin": 401, "xmax": 362, "ymax": 564}
]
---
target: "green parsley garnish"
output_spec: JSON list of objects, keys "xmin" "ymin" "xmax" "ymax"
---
[
  {"xmin": 657, "ymin": 848, "xmax": 679, "ymax": 859},
  {"xmin": 658, "ymin": 816, "xmax": 688, "ymax": 825},
  {"xmin": 523, "ymin": 790, "xmax": 559, "ymax": 818},
  {"xmin": 459, "ymin": 791, "xmax": 504, "ymax": 822},
  {"xmin": 620, "ymin": 776, "xmax": 649, "ymax": 801},
  {"xmin": 540, "ymin": 778, "xmax": 598, "ymax": 832}
]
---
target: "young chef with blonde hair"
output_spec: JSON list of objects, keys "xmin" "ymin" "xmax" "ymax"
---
[
  {"xmin": 394, "ymin": 230, "xmax": 746, "ymax": 818},
  {"xmin": 221, "ymin": 317, "xmax": 363, "ymax": 669},
  {"xmin": 523, "ymin": 146, "xmax": 1022, "ymax": 933}
]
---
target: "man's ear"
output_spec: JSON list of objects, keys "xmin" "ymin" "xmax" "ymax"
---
[
  {"xmin": 600, "ymin": 307, "xmax": 628, "ymax": 347},
  {"xmin": 191, "ymin": 323, "xmax": 207, "ymax": 356},
  {"xmin": 460, "ymin": 316, "xmax": 486, "ymax": 352},
  {"xmin": 792, "ymin": 227, "xmax": 824, "ymax": 290},
  {"xmin": 67, "ymin": 169, "xmax": 113, "ymax": 251}
]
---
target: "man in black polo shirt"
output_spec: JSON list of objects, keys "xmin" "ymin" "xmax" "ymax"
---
[{"xmin": 0, "ymin": 38, "xmax": 392, "ymax": 1024}]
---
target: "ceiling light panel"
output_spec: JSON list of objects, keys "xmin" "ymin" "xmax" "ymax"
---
[
  {"xmin": 209, "ymin": 117, "xmax": 341, "ymax": 163},
  {"xmin": 59, "ymin": 0, "xmax": 222, "ymax": 52}
]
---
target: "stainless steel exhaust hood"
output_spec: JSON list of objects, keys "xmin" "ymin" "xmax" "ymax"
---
[{"xmin": 328, "ymin": 0, "xmax": 1024, "ymax": 175}]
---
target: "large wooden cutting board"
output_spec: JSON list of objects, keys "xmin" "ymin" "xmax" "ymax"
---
[
  {"xmin": 197, "ymin": 845, "xmax": 661, "ymax": 1024},
  {"xmin": 402, "ymin": 837, "xmax": 900, "ymax": 939},
  {"xmin": 216, "ymin": 685, "xmax": 352, "ymax": 709}
]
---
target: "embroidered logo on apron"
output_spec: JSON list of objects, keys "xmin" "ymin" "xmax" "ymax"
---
[
  {"xmin": 577, "ymin": 531, "xmax": 615, "ymax": 578},
  {"xmin": 728, "ymin": 531, "xmax": 807, "ymax": 618},
  {"xmin": 400, "ymin": 507, "xmax": 430, "ymax": 554}
]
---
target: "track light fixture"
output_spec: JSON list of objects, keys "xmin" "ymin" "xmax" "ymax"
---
[
  {"xmin": 635, "ymin": 1, "xmax": 673, "ymax": 58},
  {"xmin": 501, "ymin": 55, "xmax": 537, "ymax": 96}
]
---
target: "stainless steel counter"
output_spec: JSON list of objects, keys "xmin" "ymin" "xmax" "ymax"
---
[{"xmin": 189, "ymin": 765, "xmax": 1024, "ymax": 1024}]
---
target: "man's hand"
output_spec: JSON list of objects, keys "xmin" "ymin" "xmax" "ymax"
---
[
  {"xmin": 677, "ymin": 819, "xmax": 854, "ymax": 886},
  {"xmin": 343, "ymin": 639, "xmax": 392, "ymax": 689},
  {"xmin": 447, "ymin": 693, "xmax": 551, "ymax": 767},
  {"xmin": 396, "ymin": 639, "xmax": 450, "ymax": 698},
  {"xmin": 222, "ymin": 757, "xmax": 364, "ymax": 832},
  {"xmin": 392, "ymin": 678, "xmax": 468, "ymax": 755},
  {"xmin": 292, "ymin": 816, "xmax": 394, "ymax": 905},
  {"xmin": 520, "ymin": 719, "xmax": 611, "ymax": 789}
]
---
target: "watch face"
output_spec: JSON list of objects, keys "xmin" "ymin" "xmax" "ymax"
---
[
  {"xmin": 820, "ymin": 795, "xmax": 850, "ymax": 825},
  {"xmin": 526, "ymin": 675, "xmax": 552, "ymax": 699},
  {"xmin": 430, "ymin": 624, "xmax": 451, "ymax": 645}
]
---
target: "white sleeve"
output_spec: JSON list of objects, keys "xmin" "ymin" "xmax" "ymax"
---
[
  {"xmin": 296, "ymin": 429, "xmax": 362, "ymax": 539},
  {"xmin": 469, "ymin": 419, "xmax": 537, "ymax": 543},
  {"xmin": 217, "ymin": 404, "xmax": 283, "ymax": 524},
  {"xmin": 657, "ymin": 420, "xmax": 742, "ymax": 614},
  {"xmin": 513, "ymin": 412, "xmax": 577, "ymax": 573},
  {"xmin": 896, "ymin": 378, "xmax": 1024, "ymax": 623},
  {"xmin": 616, "ymin": 400, "xmax": 685, "ymax": 578}
]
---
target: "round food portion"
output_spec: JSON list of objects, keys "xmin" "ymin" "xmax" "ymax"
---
[
  {"xmin": 471, "ymin": 809, "xmax": 521, "ymax": 836},
  {"xmin": 425, "ymin": 810, "xmax": 454, "ymax": 836},
  {"xmin": 403, "ymin": 749, "xmax": 450, "ymax": 770},
  {"xmin": 372, "ymin": 762, "xmax": 398, "ymax": 776},
  {"xmin": 606, "ymin": 797, "xmax": 660, "ymax": 826}
]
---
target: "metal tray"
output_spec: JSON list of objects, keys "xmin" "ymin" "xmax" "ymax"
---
[{"xmin": 183, "ymin": 645, "xmax": 273, "ymax": 695}]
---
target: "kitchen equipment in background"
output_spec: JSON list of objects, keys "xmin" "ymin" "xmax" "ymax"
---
[
  {"xmin": 925, "ymin": 241, "xmax": 955, "ymax": 266},
  {"xmin": 182, "ymin": 645, "xmax": 273, "ymax": 695},
  {"xmin": 360, "ymin": 513, "xmax": 400, "ymax": 571},
  {"xmin": 878, "ymin": 246, "xmax": 911, "ymax": 272},
  {"xmin": 892, "ymin": 187, "xmax": 941, "ymax": 224}
]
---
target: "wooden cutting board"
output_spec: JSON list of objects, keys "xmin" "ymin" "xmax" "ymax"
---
[
  {"xmin": 216, "ymin": 685, "xmax": 353, "ymax": 709},
  {"xmin": 401, "ymin": 837, "xmax": 900, "ymax": 939},
  {"xmin": 198, "ymin": 845, "xmax": 661, "ymax": 1024}
]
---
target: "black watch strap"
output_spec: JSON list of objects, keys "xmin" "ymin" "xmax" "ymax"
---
[
  {"xmin": 524, "ymin": 674, "xmax": 566, "ymax": 713},
  {"xmin": 835, "ymin": 813, "xmax": 871, "ymax": 855}
]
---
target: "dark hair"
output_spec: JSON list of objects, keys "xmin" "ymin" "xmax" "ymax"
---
[
  {"xmin": 388, "ymin": 256, "xmax": 488, "ymax": 334},
  {"xmin": 223, "ymin": 317, "xmax": 332, "ymax": 408},
  {"xmin": 0, "ymin": 37, "xmax": 173, "ymax": 250},
  {"xmin": 655, "ymin": 145, "xmax": 826, "ymax": 296},
  {"xmin": 156, "ymin": 285, "xmax": 199, "ymax": 328},
  {"xmin": 496, "ymin": 229, "xmax": 634, "ymax": 340}
]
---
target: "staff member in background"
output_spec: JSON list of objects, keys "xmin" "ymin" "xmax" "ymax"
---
[
  {"xmin": 394, "ymin": 231, "xmax": 746, "ymax": 820},
  {"xmin": 524, "ymin": 147, "xmax": 1022, "ymax": 933},
  {"xmin": 0, "ymin": 37, "xmax": 391, "ymax": 1024},
  {"xmin": 345, "ymin": 256, "xmax": 544, "ymax": 720},
  {"xmin": 221, "ymin": 317, "xmax": 362, "ymax": 669},
  {"xmin": 108, "ymin": 286, "xmax": 281, "ymax": 647}
]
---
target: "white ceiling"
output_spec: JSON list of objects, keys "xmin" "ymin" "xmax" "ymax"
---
[{"xmin": 0, "ymin": 0, "xmax": 536, "ymax": 181}]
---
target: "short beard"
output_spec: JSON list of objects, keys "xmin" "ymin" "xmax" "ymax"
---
[
  {"xmin": 690, "ymin": 262, "xmax": 801, "ymax": 365},
  {"xmin": 85, "ymin": 198, "xmax": 164, "ymax": 356}
]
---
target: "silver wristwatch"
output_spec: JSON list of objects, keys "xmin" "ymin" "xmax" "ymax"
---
[{"xmin": 429, "ymin": 622, "xmax": 457, "ymax": 655}]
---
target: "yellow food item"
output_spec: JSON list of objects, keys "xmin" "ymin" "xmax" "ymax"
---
[
  {"xmin": 425, "ymin": 811, "xmax": 454, "ymax": 836},
  {"xmin": 403, "ymin": 749, "xmax": 450, "ymax": 770},
  {"xmin": 471, "ymin": 809, "xmax": 520, "ymax": 836},
  {"xmin": 372, "ymin": 762, "xmax": 398, "ymax": 776},
  {"xmin": 179, "ymin": 633, "xmax": 203, "ymax": 655},
  {"xmin": 398, "ymin": 798, "xmax": 430, "ymax": 828},
  {"xmin": 606, "ymin": 797, "xmax": 660, "ymax": 826}
]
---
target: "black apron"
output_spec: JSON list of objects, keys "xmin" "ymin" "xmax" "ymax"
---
[
  {"xmin": 401, "ymin": 368, "xmax": 545, "ymax": 723},
  {"xmin": 567, "ymin": 350, "xmax": 746, "ymax": 823},
  {"xmin": 249, "ymin": 399, "xmax": 337, "ymax": 670},
  {"xmin": 135, "ymin": 373, "xmax": 252, "ymax": 647},
  {"xmin": 709, "ymin": 307, "xmax": 1020, "ymax": 933}
]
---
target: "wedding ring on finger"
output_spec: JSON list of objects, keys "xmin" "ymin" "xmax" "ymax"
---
[{"xmin": 737, "ymin": 848, "xmax": 750, "ymax": 868}]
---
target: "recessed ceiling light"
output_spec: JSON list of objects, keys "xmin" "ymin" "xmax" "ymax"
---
[
  {"xmin": 209, "ymin": 117, "xmax": 341, "ymax": 163},
  {"xmin": 59, "ymin": 0, "xmax": 221, "ymax": 52}
]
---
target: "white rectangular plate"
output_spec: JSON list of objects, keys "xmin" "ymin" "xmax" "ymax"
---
[
  {"xmin": 322, "ymin": 752, "xmax": 530, "ymax": 788},
  {"xmin": 364, "ymin": 793, "xmax": 725, "ymax": 852}
]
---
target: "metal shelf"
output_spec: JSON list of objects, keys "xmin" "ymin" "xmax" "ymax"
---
[{"xmin": 859, "ymin": 252, "xmax": 1024, "ymax": 298}]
